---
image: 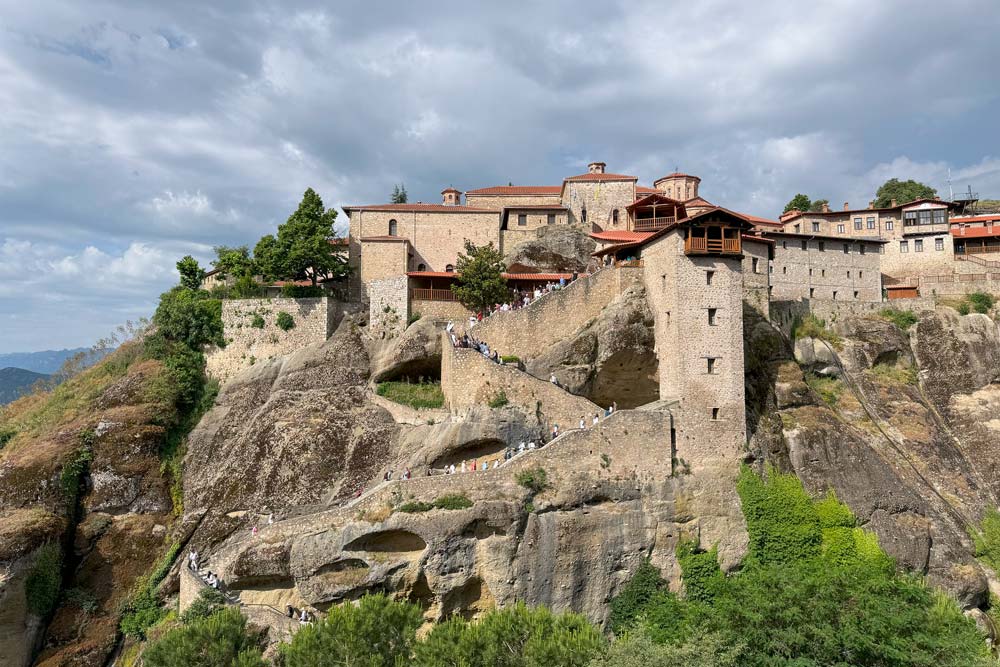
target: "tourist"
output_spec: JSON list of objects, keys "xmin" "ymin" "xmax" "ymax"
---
[
  {"xmin": 612, "ymin": 401, "xmax": 618, "ymax": 413},
  {"xmin": 461, "ymin": 461, "xmax": 467, "ymax": 473},
  {"xmin": 552, "ymin": 424, "xmax": 559, "ymax": 439},
  {"xmin": 300, "ymin": 609, "xmax": 310, "ymax": 623},
  {"xmin": 482, "ymin": 460, "xmax": 489, "ymax": 471},
  {"xmin": 287, "ymin": 605, "xmax": 295, "ymax": 618},
  {"xmin": 494, "ymin": 458, "xmax": 502, "ymax": 469},
  {"xmin": 579, "ymin": 416, "xmax": 586, "ymax": 430},
  {"xmin": 449, "ymin": 463, "xmax": 456, "ymax": 475},
  {"xmin": 559, "ymin": 277, "xmax": 566, "ymax": 288},
  {"xmin": 446, "ymin": 320, "xmax": 454, "ymax": 333},
  {"xmin": 268, "ymin": 513, "xmax": 274, "ymax": 525},
  {"xmin": 471, "ymin": 459, "xmax": 477, "ymax": 471},
  {"xmin": 528, "ymin": 441, "xmax": 536, "ymax": 450},
  {"xmin": 593, "ymin": 413, "xmax": 600, "ymax": 426},
  {"xmin": 404, "ymin": 468, "xmax": 411, "ymax": 480},
  {"xmin": 188, "ymin": 549, "xmax": 198, "ymax": 571},
  {"xmin": 251, "ymin": 525, "xmax": 258, "ymax": 537}
]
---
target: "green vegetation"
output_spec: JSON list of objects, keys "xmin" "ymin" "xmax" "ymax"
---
[
  {"xmin": 782, "ymin": 193, "xmax": 812, "ymax": 213},
  {"xmin": 501, "ymin": 355, "xmax": 520, "ymax": 364},
  {"xmin": 275, "ymin": 311, "xmax": 295, "ymax": 331},
  {"xmin": 181, "ymin": 587, "xmax": 228, "ymax": 624},
  {"xmin": 25, "ymin": 542, "xmax": 63, "ymax": 616},
  {"xmin": 375, "ymin": 380, "xmax": 444, "ymax": 409},
  {"xmin": 973, "ymin": 507, "xmax": 1000, "ymax": 573},
  {"xmin": 874, "ymin": 177, "xmax": 936, "ymax": 208},
  {"xmin": 250, "ymin": 313, "xmax": 265, "ymax": 329},
  {"xmin": 516, "ymin": 467, "xmax": 548, "ymax": 493},
  {"xmin": 280, "ymin": 284, "xmax": 325, "ymax": 298},
  {"xmin": 879, "ymin": 308, "xmax": 919, "ymax": 330},
  {"xmin": 407, "ymin": 311, "xmax": 422, "ymax": 325},
  {"xmin": 675, "ymin": 539, "xmax": 723, "ymax": 604},
  {"xmin": 398, "ymin": 494, "xmax": 473, "ymax": 513},
  {"xmin": 391, "ymin": 183, "xmax": 408, "ymax": 204},
  {"xmin": 791, "ymin": 314, "xmax": 841, "ymax": 348},
  {"xmin": 870, "ymin": 362, "xmax": 918, "ymax": 386},
  {"xmin": 255, "ymin": 188, "xmax": 347, "ymax": 286},
  {"xmin": 803, "ymin": 373, "xmax": 843, "ymax": 406},
  {"xmin": 451, "ymin": 240, "xmax": 509, "ymax": 314},
  {"xmin": 119, "ymin": 542, "xmax": 181, "ymax": 638},
  {"xmin": 605, "ymin": 466, "xmax": 989, "ymax": 666},
  {"xmin": 176, "ymin": 255, "xmax": 206, "ymax": 291},
  {"xmin": 488, "ymin": 390, "xmax": 509, "ymax": 408},
  {"xmin": 142, "ymin": 607, "xmax": 265, "ymax": 667},
  {"xmin": 969, "ymin": 291, "xmax": 996, "ymax": 314},
  {"xmin": 396, "ymin": 500, "xmax": 434, "ymax": 513},
  {"xmin": 64, "ymin": 586, "xmax": 99, "ymax": 614},
  {"xmin": 0, "ymin": 426, "xmax": 16, "ymax": 449}
]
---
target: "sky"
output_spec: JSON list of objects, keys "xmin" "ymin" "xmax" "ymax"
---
[{"xmin": 1, "ymin": 0, "xmax": 999, "ymax": 352}]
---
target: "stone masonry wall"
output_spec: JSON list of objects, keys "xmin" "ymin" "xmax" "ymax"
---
[
  {"xmin": 470, "ymin": 267, "xmax": 643, "ymax": 360},
  {"xmin": 769, "ymin": 235, "xmax": 883, "ymax": 302},
  {"xmin": 441, "ymin": 334, "xmax": 604, "ymax": 432},
  {"xmin": 742, "ymin": 239, "xmax": 771, "ymax": 318},
  {"xmin": 206, "ymin": 298, "xmax": 339, "ymax": 382},
  {"xmin": 369, "ymin": 275, "xmax": 410, "ymax": 341},
  {"xmin": 562, "ymin": 180, "xmax": 636, "ymax": 230},
  {"xmin": 410, "ymin": 299, "xmax": 471, "ymax": 322}
]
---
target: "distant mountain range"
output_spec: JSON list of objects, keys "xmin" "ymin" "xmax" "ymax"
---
[
  {"xmin": 0, "ymin": 347, "xmax": 108, "ymax": 375},
  {"xmin": 0, "ymin": 367, "xmax": 50, "ymax": 404}
]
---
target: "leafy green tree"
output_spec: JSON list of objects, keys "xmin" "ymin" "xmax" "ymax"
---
[
  {"xmin": 142, "ymin": 607, "xmax": 265, "ymax": 667},
  {"xmin": 593, "ymin": 629, "xmax": 742, "ymax": 667},
  {"xmin": 391, "ymin": 183, "xmax": 408, "ymax": 204},
  {"xmin": 608, "ymin": 560, "xmax": 669, "ymax": 634},
  {"xmin": 808, "ymin": 198, "xmax": 829, "ymax": 212},
  {"xmin": 254, "ymin": 188, "xmax": 347, "ymax": 286},
  {"xmin": 152, "ymin": 287, "xmax": 224, "ymax": 349},
  {"xmin": 413, "ymin": 603, "xmax": 605, "ymax": 667},
  {"xmin": 675, "ymin": 540, "xmax": 723, "ymax": 604},
  {"xmin": 782, "ymin": 193, "xmax": 811, "ymax": 213},
  {"xmin": 212, "ymin": 246, "xmax": 256, "ymax": 281},
  {"xmin": 181, "ymin": 587, "xmax": 227, "ymax": 624},
  {"xmin": 736, "ymin": 464, "xmax": 821, "ymax": 565},
  {"xmin": 451, "ymin": 240, "xmax": 509, "ymax": 314},
  {"xmin": 176, "ymin": 255, "xmax": 205, "ymax": 291},
  {"xmin": 279, "ymin": 593, "xmax": 421, "ymax": 667},
  {"xmin": 874, "ymin": 178, "xmax": 937, "ymax": 208}
]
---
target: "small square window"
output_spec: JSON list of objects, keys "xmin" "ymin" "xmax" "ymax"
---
[
  {"xmin": 867, "ymin": 216, "xmax": 876, "ymax": 229},
  {"xmin": 752, "ymin": 257, "xmax": 759, "ymax": 273},
  {"xmin": 853, "ymin": 290, "xmax": 859, "ymax": 299},
  {"xmin": 833, "ymin": 290, "xmax": 838, "ymax": 300},
  {"xmin": 547, "ymin": 213, "xmax": 556, "ymax": 225},
  {"xmin": 935, "ymin": 237, "xmax": 944, "ymax": 251},
  {"xmin": 900, "ymin": 240, "xmax": 909, "ymax": 253},
  {"xmin": 711, "ymin": 407, "xmax": 720, "ymax": 420},
  {"xmin": 707, "ymin": 358, "xmax": 717, "ymax": 374},
  {"xmin": 914, "ymin": 239, "xmax": 924, "ymax": 252},
  {"xmin": 886, "ymin": 220, "xmax": 894, "ymax": 230},
  {"xmin": 812, "ymin": 222, "xmax": 820, "ymax": 232},
  {"xmin": 708, "ymin": 308, "xmax": 718, "ymax": 325},
  {"xmin": 837, "ymin": 224, "xmax": 845, "ymax": 234},
  {"xmin": 518, "ymin": 214, "xmax": 527, "ymax": 226},
  {"xmin": 809, "ymin": 288, "xmax": 815, "ymax": 298},
  {"xmin": 818, "ymin": 241, "xmax": 825, "ymax": 252},
  {"xmin": 854, "ymin": 217, "xmax": 863, "ymax": 230},
  {"xmin": 706, "ymin": 270, "xmax": 715, "ymax": 285}
]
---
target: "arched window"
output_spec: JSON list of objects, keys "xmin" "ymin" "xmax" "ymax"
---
[
  {"xmin": 416, "ymin": 263, "xmax": 426, "ymax": 272},
  {"xmin": 581, "ymin": 207, "xmax": 587, "ymax": 224},
  {"xmin": 612, "ymin": 209, "xmax": 619, "ymax": 225},
  {"xmin": 445, "ymin": 264, "xmax": 454, "ymax": 273},
  {"xmin": 388, "ymin": 219, "xmax": 398, "ymax": 236}
]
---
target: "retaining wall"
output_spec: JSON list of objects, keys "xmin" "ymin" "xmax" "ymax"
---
[
  {"xmin": 770, "ymin": 297, "xmax": 936, "ymax": 336},
  {"xmin": 469, "ymin": 266, "xmax": 643, "ymax": 359}
]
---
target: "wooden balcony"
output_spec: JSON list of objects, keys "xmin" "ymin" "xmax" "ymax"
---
[
  {"xmin": 633, "ymin": 216, "xmax": 676, "ymax": 232},
  {"xmin": 410, "ymin": 288, "xmax": 458, "ymax": 302}
]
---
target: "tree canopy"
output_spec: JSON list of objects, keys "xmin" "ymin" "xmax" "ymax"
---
[
  {"xmin": 211, "ymin": 246, "xmax": 256, "ymax": 281},
  {"xmin": 782, "ymin": 193, "xmax": 812, "ymax": 213},
  {"xmin": 142, "ymin": 607, "xmax": 265, "ymax": 667},
  {"xmin": 809, "ymin": 198, "xmax": 829, "ymax": 212},
  {"xmin": 176, "ymin": 256, "xmax": 205, "ymax": 291},
  {"xmin": 451, "ymin": 240, "xmax": 509, "ymax": 314},
  {"xmin": 391, "ymin": 183, "xmax": 408, "ymax": 204},
  {"xmin": 254, "ymin": 188, "xmax": 346, "ymax": 286},
  {"xmin": 874, "ymin": 178, "xmax": 937, "ymax": 208}
]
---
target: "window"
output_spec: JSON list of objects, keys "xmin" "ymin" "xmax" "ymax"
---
[
  {"xmin": 612, "ymin": 209, "xmax": 619, "ymax": 225},
  {"xmin": 854, "ymin": 217, "xmax": 863, "ymax": 230},
  {"xmin": 818, "ymin": 241, "xmax": 825, "ymax": 252},
  {"xmin": 794, "ymin": 224, "xmax": 801, "ymax": 233},
  {"xmin": 885, "ymin": 220, "xmax": 894, "ymax": 230},
  {"xmin": 782, "ymin": 266, "xmax": 787, "ymax": 274},
  {"xmin": 711, "ymin": 407, "xmax": 720, "ymax": 420},
  {"xmin": 867, "ymin": 216, "xmax": 876, "ymax": 229},
  {"xmin": 769, "ymin": 264, "xmax": 774, "ymax": 274},
  {"xmin": 914, "ymin": 239, "xmax": 923, "ymax": 252},
  {"xmin": 933, "ymin": 209, "xmax": 946, "ymax": 224},
  {"xmin": 388, "ymin": 219, "xmax": 398, "ymax": 236},
  {"xmin": 900, "ymin": 240, "xmax": 909, "ymax": 253},
  {"xmin": 752, "ymin": 257, "xmax": 759, "ymax": 273},
  {"xmin": 416, "ymin": 263, "xmax": 426, "ymax": 271},
  {"xmin": 547, "ymin": 213, "xmax": 556, "ymax": 225},
  {"xmin": 854, "ymin": 290, "xmax": 859, "ymax": 299},
  {"xmin": 904, "ymin": 211, "xmax": 917, "ymax": 226},
  {"xmin": 843, "ymin": 243, "xmax": 850, "ymax": 254},
  {"xmin": 812, "ymin": 221, "xmax": 820, "ymax": 232},
  {"xmin": 847, "ymin": 270, "xmax": 851, "ymax": 278},
  {"xmin": 801, "ymin": 240, "xmax": 807, "ymax": 250},
  {"xmin": 809, "ymin": 268, "xmax": 813, "ymax": 276},
  {"xmin": 706, "ymin": 270, "xmax": 714, "ymax": 285},
  {"xmin": 833, "ymin": 290, "xmax": 838, "ymax": 300},
  {"xmin": 821, "ymin": 269, "xmax": 825, "ymax": 277},
  {"xmin": 707, "ymin": 358, "xmax": 717, "ymax": 374},
  {"xmin": 859, "ymin": 270, "xmax": 863, "ymax": 278},
  {"xmin": 809, "ymin": 288, "xmax": 815, "ymax": 298},
  {"xmin": 837, "ymin": 223, "xmax": 845, "ymax": 234},
  {"xmin": 708, "ymin": 308, "xmax": 718, "ymax": 325},
  {"xmin": 935, "ymin": 237, "xmax": 944, "ymax": 251},
  {"xmin": 859, "ymin": 243, "xmax": 866, "ymax": 255},
  {"xmin": 445, "ymin": 264, "xmax": 455, "ymax": 272},
  {"xmin": 517, "ymin": 214, "xmax": 527, "ymax": 226},
  {"xmin": 581, "ymin": 207, "xmax": 587, "ymax": 224}
]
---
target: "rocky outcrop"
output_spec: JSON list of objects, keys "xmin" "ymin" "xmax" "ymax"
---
[
  {"xmin": 371, "ymin": 317, "xmax": 443, "ymax": 383},
  {"xmin": 503, "ymin": 225, "xmax": 596, "ymax": 274},
  {"xmin": 525, "ymin": 285, "xmax": 657, "ymax": 408}
]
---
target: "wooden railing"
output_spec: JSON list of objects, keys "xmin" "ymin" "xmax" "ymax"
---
[
  {"xmin": 410, "ymin": 288, "xmax": 458, "ymax": 302},
  {"xmin": 633, "ymin": 216, "xmax": 676, "ymax": 232},
  {"xmin": 685, "ymin": 237, "xmax": 741, "ymax": 254},
  {"xmin": 963, "ymin": 245, "xmax": 1000, "ymax": 254}
]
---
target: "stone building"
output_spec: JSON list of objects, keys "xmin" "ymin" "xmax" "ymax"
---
[{"xmin": 763, "ymin": 231, "xmax": 885, "ymax": 302}]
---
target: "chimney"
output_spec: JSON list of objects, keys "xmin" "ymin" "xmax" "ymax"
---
[
  {"xmin": 868, "ymin": 200, "xmax": 874, "ymax": 209},
  {"xmin": 934, "ymin": 196, "xmax": 941, "ymax": 200},
  {"xmin": 441, "ymin": 187, "xmax": 462, "ymax": 206},
  {"xmin": 779, "ymin": 209, "xmax": 800, "ymax": 221},
  {"xmin": 588, "ymin": 161, "xmax": 606, "ymax": 174},
  {"xmin": 890, "ymin": 198, "xmax": 897, "ymax": 208},
  {"xmin": 843, "ymin": 202, "xmax": 850, "ymax": 211},
  {"xmin": 821, "ymin": 202, "xmax": 831, "ymax": 213}
]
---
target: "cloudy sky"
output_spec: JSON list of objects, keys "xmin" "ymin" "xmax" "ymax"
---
[{"xmin": 2, "ymin": 0, "xmax": 999, "ymax": 352}]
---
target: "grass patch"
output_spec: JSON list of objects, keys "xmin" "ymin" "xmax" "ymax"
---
[
  {"xmin": 879, "ymin": 308, "xmax": 918, "ymax": 331},
  {"xmin": 953, "ymin": 292, "xmax": 996, "ymax": 317},
  {"xmin": 26, "ymin": 542, "xmax": 63, "ymax": 616},
  {"xmin": 119, "ymin": 542, "xmax": 180, "ymax": 639},
  {"xmin": 791, "ymin": 314, "xmax": 842, "ymax": 349},
  {"xmin": 407, "ymin": 312, "xmax": 422, "ymax": 325},
  {"xmin": 250, "ymin": 313, "xmax": 265, "ymax": 328},
  {"xmin": 376, "ymin": 381, "xmax": 444, "ymax": 409},
  {"xmin": 501, "ymin": 355, "xmax": 520, "ymax": 364},
  {"xmin": 869, "ymin": 363, "xmax": 918, "ymax": 386},
  {"xmin": 487, "ymin": 390, "xmax": 509, "ymax": 408},
  {"xmin": 804, "ymin": 373, "xmax": 844, "ymax": 407},
  {"xmin": 516, "ymin": 467, "xmax": 548, "ymax": 493},
  {"xmin": 397, "ymin": 501, "xmax": 434, "ymax": 513},
  {"xmin": 433, "ymin": 494, "xmax": 473, "ymax": 510}
]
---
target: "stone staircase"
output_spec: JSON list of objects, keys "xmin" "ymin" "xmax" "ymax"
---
[{"xmin": 956, "ymin": 253, "xmax": 1000, "ymax": 270}]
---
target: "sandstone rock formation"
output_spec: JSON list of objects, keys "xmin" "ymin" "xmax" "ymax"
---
[
  {"xmin": 371, "ymin": 317, "xmax": 443, "ymax": 383},
  {"xmin": 503, "ymin": 225, "xmax": 596, "ymax": 274}
]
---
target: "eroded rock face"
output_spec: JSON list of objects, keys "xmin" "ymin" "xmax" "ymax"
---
[
  {"xmin": 526, "ymin": 285, "xmax": 658, "ymax": 408},
  {"xmin": 503, "ymin": 225, "xmax": 596, "ymax": 274},
  {"xmin": 371, "ymin": 317, "xmax": 443, "ymax": 383}
]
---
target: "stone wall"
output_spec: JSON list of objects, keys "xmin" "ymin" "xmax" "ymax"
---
[
  {"xmin": 918, "ymin": 272, "xmax": 1000, "ymax": 297},
  {"xmin": 881, "ymin": 232, "xmax": 955, "ymax": 278},
  {"xmin": 410, "ymin": 299, "xmax": 471, "ymax": 322},
  {"xmin": 742, "ymin": 239, "xmax": 771, "ymax": 318},
  {"xmin": 469, "ymin": 267, "xmax": 643, "ymax": 360},
  {"xmin": 504, "ymin": 209, "xmax": 567, "ymax": 233},
  {"xmin": 369, "ymin": 275, "xmax": 410, "ymax": 340},
  {"xmin": 562, "ymin": 180, "xmax": 636, "ymax": 230},
  {"xmin": 360, "ymin": 239, "xmax": 409, "ymax": 286},
  {"xmin": 768, "ymin": 235, "xmax": 883, "ymax": 302},
  {"xmin": 500, "ymin": 228, "xmax": 538, "ymax": 254},
  {"xmin": 441, "ymin": 335, "xmax": 604, "ymax": 431},
  {"xmin": 769, "ymin": 297, "xmax": 937, "ymax": 336},
  {"xmin": 464, "ymin": 193, "xmax": 561, "ymax": 209},
  {"xmin": 206, "ymin": 298, "xmax": 340, "ymax": 382}
]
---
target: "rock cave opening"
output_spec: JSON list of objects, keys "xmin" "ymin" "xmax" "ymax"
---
[
  {"xmin": 431, "ymin": 438, "xmax": 509, "ymax": 469},
  {"xmin": 590, "ymin": 349, "xmax": 659, "ymax": 409},
  {"xmin": 344, "ymin": 529, "xmax": 428, "ymax": 554},
  {"xmin": 373, "ymin": 357, "xmax": 442, "ymax": 384}
]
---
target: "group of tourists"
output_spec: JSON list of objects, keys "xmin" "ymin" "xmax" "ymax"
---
[
  {"xmin": 462, "ymin": 274, "xmax": 582, "ymax": 325},
  {"xmin": 384, "ymin": 468, "xmax": 412, "ymax": 481},
  {"xmin": 189, "ymin": 549, "xmax": 223, "ymax": 590},
  {"xmin": 286, "ymin": 605, "xmax": 313, "ymax": 624},
  {"xmin": 448, "ymin": 326, "xmax": 510, "ymax": 365}
]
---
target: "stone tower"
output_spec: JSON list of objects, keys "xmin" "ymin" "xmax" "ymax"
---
[
  {"xmin": 441, "ymin": 187, "xmax": 462, "ymax": 206},
  {"xmin": 654, "ymin": 172, "xmax": 701, "ymax": 201}
]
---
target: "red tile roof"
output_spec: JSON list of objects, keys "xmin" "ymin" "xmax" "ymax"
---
[
  {"xmin": 406, "ymin": 271, "xmax": 578, "ymax": 281},
  {"xmin": 465, "ymin": 185, "xmax": 562, "ymax": 195},
  {"xmin": 742, "ymin": 214, "xmax": 782, "ymax": 227},
  {"xmin": 502, "ymin": 204, "xmax": 568, "ymax": 211},
  {"xmin": 952, "ymin": 214, "xmax": 1000, "ymax": 225},
  {"xmin": 564, "ymin": 172, "xmax": 638, "ymax": 182},
  {"xmin": 329, "ymin": 237, "xmax": 348, "ymax": 246},
  {"xmin": 590, "ymin": 230, "xmax": 654, "ymax": 243},
  {"xmin": 344, "ymin": 204, "xmax": 498, "ymax": 213},
  {"xmin": 659, "ymin": 172, "xmax": 700, "ymax": 180},
  {"xmin": 951, "ymin": 226, "xmax": 1000, "ymax": 239},
  {"xmin": 635, "ymin": 186, "xmax": 660, "ymax": 195},
  {"xmin": 360, "ymin": 235, "xmax": 409, "ymax": 242},
  {"xmin": 684, "ymin": 196, "xmax": 715, "ymax": 207}
]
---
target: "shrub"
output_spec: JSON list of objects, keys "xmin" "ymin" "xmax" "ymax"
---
[
  {"xmin": 957, "ymin": 301, "xmax": 971, "ymax": 315},
  {"xmin": 120, "ymin": 542, "xmax": 180, "ymax": 638},
  {"xmin": 280, "ymin": 284, "xmax": 324, "ymax": 298},
  {"xmin": 803, "ymin": 373, "xmax": 843, "ymax": 406},
  {"xmin": 181, "ymin": 587, "xmax": 228, "ymax": 623},
  {"xmin": 736, "ymin": 464, "xmax": 821, "ymax": 565},
  {"xmin": 973, "ymin": 507, "xmax": 1000, "ymax": 573},
  {"xmin": 608, "ymin": 560, "xmax": 669, "ymax": 634},
  {"xmin": 870, "ymin": 362, "xmax": 918, "ymax": 386},
  {"xmin": 64, "ymin": 586, "xmax": 99, "ymax": 614},
  {"xmin": 487, "ymin": 390, "xmax": 509, "ymax": 408},
  {"xmin": 676, "ymin": 539, "xmax": 723, "ymax": 604},
  {"xmin": 397, "ymin": 501, "xmax": 434, "ymax": 514},
  {"xmin": 501, "ymin": 355, "xmax": 520, "ymax": 364},
  {"xmin": 152, "ymin": 287, "xmax": 223, "ymax": 349},
  {"xmin": 879, "ymin": 308, "xmax": 918, "ymax": 331},
  {"xmin": 968, "ymin": 291, "xmax": 995, "ymax": 314},
  {"xmin": 142, "ymin": 607, "xmax": 265, "ymax": 667},
  {"xmin": 0, "ymin": 427, "xmax": 16, "ymax": 449},
  {"xmin": 407, "ymin": 312, "xmax": 422, "ymax": 325},
  {"xmin": 433, "ymin": 494, "xmax": 473, "ymax": 510},
  {"xmin": 516, "ymin": 467, "xmax": 548, "ymax": 493},
  {"xmin": 59, "ymin": 446, "xmax": 93, "ymax": 501},
  {"xmin": 25, "ymin": 543, "xmax": 62, "ymax": 616},
  {"xmin": 376, "ymin": 381, "xmax": 445, "ymax": 409},
  {"xmin": 275, "ymin": 311, "xmax": 295, "ymax": 331},
  {"xmin": 250, "ymin": 313, "xmax": 265, "ymax": 329},
  {"xmin": 791, "ymin": 314, "xmax": 841, "ymax": 348}
]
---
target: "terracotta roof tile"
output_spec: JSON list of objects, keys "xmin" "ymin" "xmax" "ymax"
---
[
  {"xmin": 345, "ymin": 204, "xmax": 498, "ymax": 213},
  {"xmin": 564, "ymin": 173, "xmax": 638, "ymax": 182},
  {"xmin": 590, "ymin": 230, "xmax": 654, "ymax": 243},
  {"xmin": 951, "ymin": 226, "xmax": 1000, "ymax": 239},
  {"xmin": 360, "ymin": 235, "xmax": 409, "ymax": 242},
  {"xmin": 465, "ymin": 186, "xmax": 562, "ymax": 195}
]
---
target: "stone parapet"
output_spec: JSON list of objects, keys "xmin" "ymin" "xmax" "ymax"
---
[
  {"xmin": 368, "ymin": 275, "xmax": 410, "ymax": 341},
  {"xmin": 469, "ymin": 267, "xmax": 643, "ymax": 360}
]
